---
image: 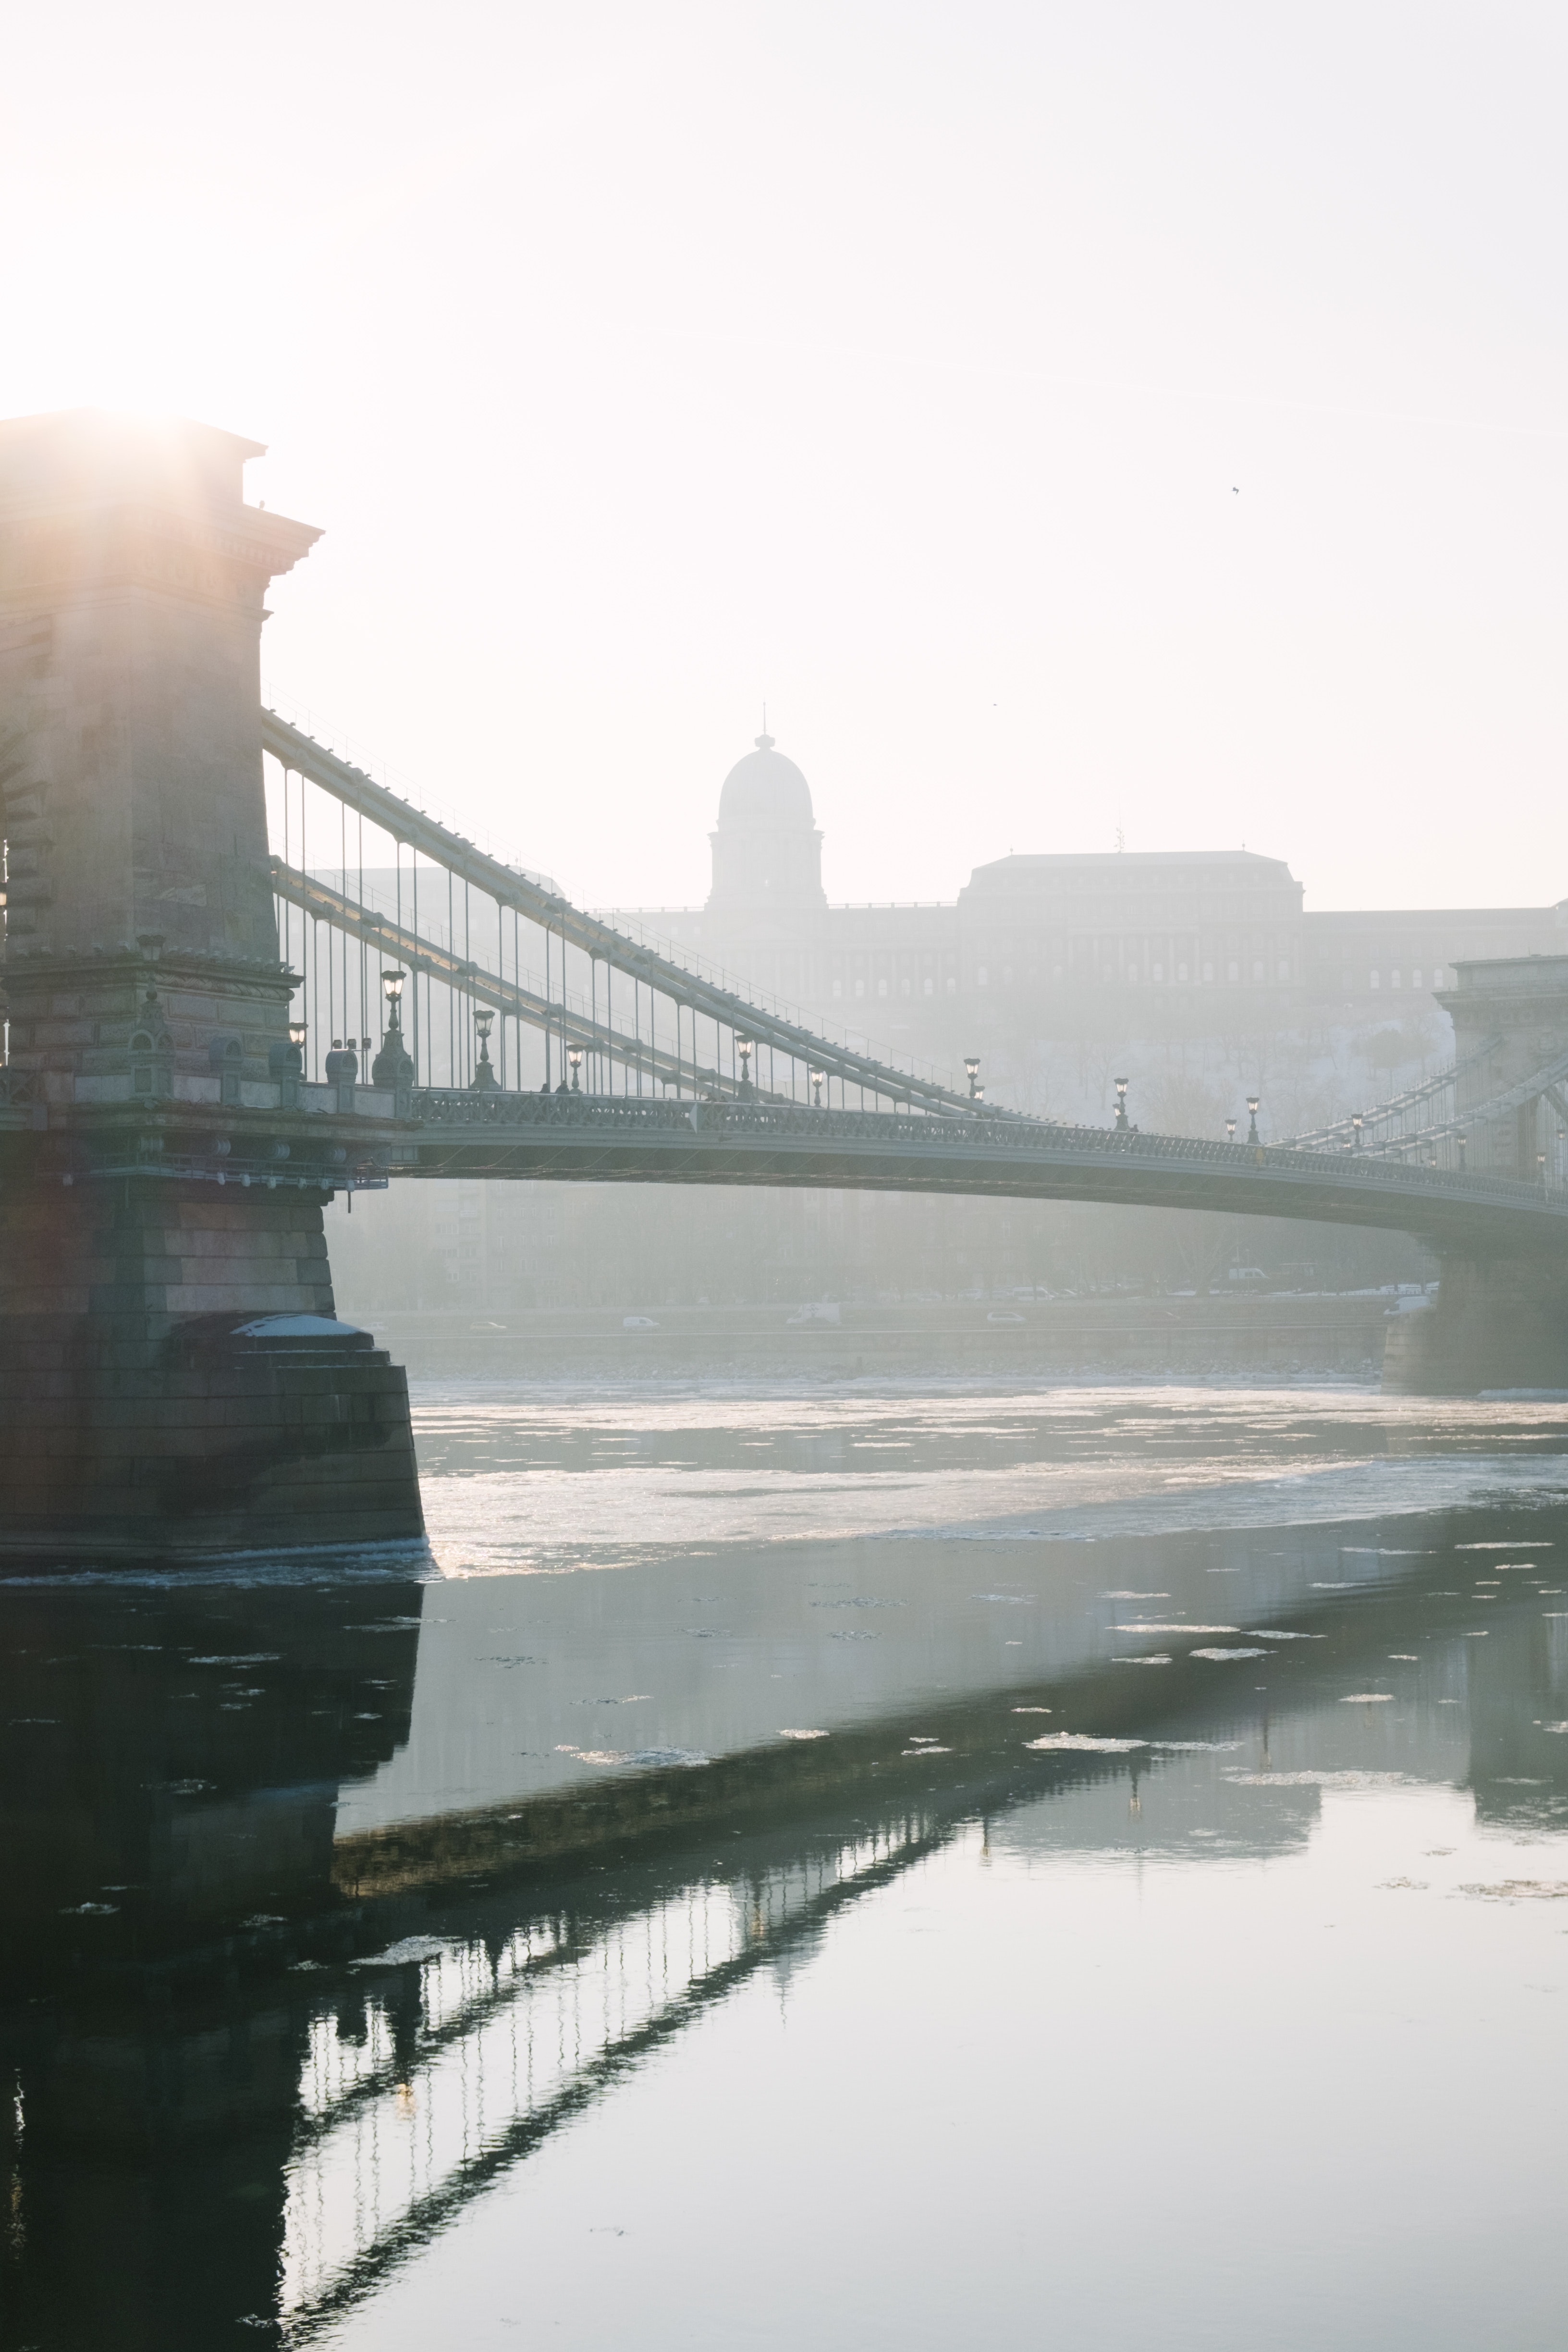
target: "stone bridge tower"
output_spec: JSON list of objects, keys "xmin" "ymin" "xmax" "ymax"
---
[
  {"xmin": 0, "ymin": 411, "xmax": 423, "ymax": 1560},
  {"xmin": 1438, "ymin": 954, "xmax": 1568, "ymax": 1179}
]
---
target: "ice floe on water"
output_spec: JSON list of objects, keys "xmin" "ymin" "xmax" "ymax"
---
[
  {"xmin": 555, "ymin": 1744, "xmax": 710, "ymax": 1769},
  {"xmin": 1459, "ymin": 1880, "xmax": 1568, "ymax": 1900},
  {"xmin": 1224, "ymin": 1769, "xmax": 1420, "ymax": 1787},
  {"xmin": 1190, "ymin": 1646, "xmax": 1272, "ymax": 1660},
  {"xmin": 1110, "ymin": 1624, "xmax": 1239, "ymax": 1634},
  {"xmin": 412, "ymin": 1386, "xmax": 1568, "ymax": 1574},
  {"xmin": 350, "ymin": 1936, "xmax": 449, "ymax": 1968},
  {"xmin": 1457, "ymin": 1539, "xmax": 1555, "ymax": 1549},
  {"xmin": 1025, "ymin": 1733, "xmax": 1147, "ymax": 1752}
]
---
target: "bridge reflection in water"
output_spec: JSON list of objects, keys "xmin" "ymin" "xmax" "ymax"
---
[{"xmin": 3, "ymin": 1506, "xmax": 1567, "ymax": 2348}]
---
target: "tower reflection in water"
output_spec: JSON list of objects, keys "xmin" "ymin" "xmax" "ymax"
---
[
  {"xmin": 0, "ymin": 1578, "xmax": 945, "ymax": 2350},
  {"xmin": 0, "ymin": 1579, "xmax": 423, "ymax": 2350},
  {"xmin": 3, "ymin": 1531, "xmax": 1567, "ymax": 2348}
]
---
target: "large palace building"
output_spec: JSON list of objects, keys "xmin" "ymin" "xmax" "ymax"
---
[{"xmin": 617, "ymin": 732, "xmax": 1566, "ymax": 1066}]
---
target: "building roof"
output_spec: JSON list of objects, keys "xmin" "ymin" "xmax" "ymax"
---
[
  {"xmin": 716, "ymin": 735, "xmax": 815, "ymax": 830},
  {"xmin": 962, "ymin": 848, "xmax": 1298, "ymax": 894}
]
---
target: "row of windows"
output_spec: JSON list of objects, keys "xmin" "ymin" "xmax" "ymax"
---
[
  {"xmin": 974, "ymin": 958, "xmax": 1294, "ymax": 987},
  {"xmin": 827, "ymin": 952, "xmax": 960, "ymax": 972},
  {"xmin": 831, "ymin": 974, "xmax": 958, "ymax": 1001}
]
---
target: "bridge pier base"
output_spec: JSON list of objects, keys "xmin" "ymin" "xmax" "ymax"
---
[
  {"xmin": 1382, "ymin": 1252, "xmax": 1568, "ymax": 1395},
  {"xmin": 0, "ymin": 1177, "xmax": 424, "ymax": 1562}
]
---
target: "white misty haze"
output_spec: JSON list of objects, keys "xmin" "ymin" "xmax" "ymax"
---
[{"xmin": 2, "ymin": 0, "xmax": 1565, "ymax": 915}]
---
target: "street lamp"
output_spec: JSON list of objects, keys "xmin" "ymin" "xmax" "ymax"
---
[
  {"xmin": 809, "ymin": 1068, "xmax": 825, "ymax": 1110},
  {"xmin": 371, "ymin": 968, "xmax": 415, "ymax": 1093},
  {"xmin": 568, "ymin": 1045, "xmax": 583, "ymax": 1092},
  {"xmin": 287, "ymin": 1019, "xmax": 306, "ymax": 1050},
  {"xmin": 1457, "ymin": 1129, "xmax": 1468, "ymax": 1171},
  {"xmin": 965, "ymin": 1055, "xmax": 981, "ymax": 1100},
  {"xmin": 1225, "ymin": 1116, "xmax": 1236, "ymax": 1143},
  {"xmin": 1351, "ymin": 1112, "xmax": 1363, "ymax": 1151},
  {"xmin": 736, "ymin": 1037, "xmax": 754, "ymax": 1095},
  {"xmin": 1247, "ymin": 1094, "xmax": 1261, "ymax": 1145},
  {"xmin": 470, "ymin": 1005, "xmax": 498, "ymax": 1092},
  {"xmin": 1114, "ymin": 1077, "xmax": 1129, "ymax": 1133}
]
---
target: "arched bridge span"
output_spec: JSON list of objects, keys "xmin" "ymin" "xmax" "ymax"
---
[{"xmin": 392, "ymin": 1090, "xmax": 1568, "ymax": 1253}]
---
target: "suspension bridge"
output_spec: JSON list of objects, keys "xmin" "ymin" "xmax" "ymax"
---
[
  {"xmin": 254, "ymin": 705, "xmax": 1568, "ymax": 1258},
  {"xmin": 1, "ymin": 407, "xmax": 1566, "ymax": 1557}
]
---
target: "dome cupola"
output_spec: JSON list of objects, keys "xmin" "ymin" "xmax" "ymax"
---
[{"xmin": 707, "ymin": 730, "xmax": 826, "ymax": 915}]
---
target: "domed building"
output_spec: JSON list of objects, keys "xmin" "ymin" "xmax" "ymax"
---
[{"xmin": 706, "ymin": 733, "xmax": 826, "ymax": 915}]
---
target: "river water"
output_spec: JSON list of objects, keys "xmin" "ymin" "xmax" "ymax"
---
[{"xmin": 4, "ymin": 1380, "xmax": 1568, "ymax": 2349}]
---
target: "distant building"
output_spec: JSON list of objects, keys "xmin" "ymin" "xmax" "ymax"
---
[{"xmin": 616, "ymin": 733, "xmax": 1567, "ymax": 1055}]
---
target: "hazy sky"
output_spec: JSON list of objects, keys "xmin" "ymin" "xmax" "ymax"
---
[{"xmin": 3, "ymin": 2, "xmax": 1566, "ymax": 915}]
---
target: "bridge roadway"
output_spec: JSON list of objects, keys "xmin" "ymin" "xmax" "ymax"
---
[{"xmin": 387, "ymin": 1090, "xmax": 1568, "ymax": 1251}]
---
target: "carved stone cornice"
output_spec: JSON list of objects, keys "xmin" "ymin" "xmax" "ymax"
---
[{"xmin": 0, "ymin": 499, "xmax": 319, "ymax": 612}]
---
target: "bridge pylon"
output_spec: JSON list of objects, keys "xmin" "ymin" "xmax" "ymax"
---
[{"xmin": 0, "ymin": 411, "xmax": 423, "ymax": 1559}]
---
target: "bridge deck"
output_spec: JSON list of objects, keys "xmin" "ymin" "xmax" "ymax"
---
[{"xmin": 390, "ymin": 1092, "xmax": 1568, "ymax": 1250}]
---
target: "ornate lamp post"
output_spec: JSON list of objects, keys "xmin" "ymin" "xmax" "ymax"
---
[
  {"xmin": 1351, "ymin": 1112, "xmax": 1363, "ymax": 1151},
  {"xmin": 568, "ymin": 1045, "xmax": 583, "ymax": 1092},
  {"xmin": 470, "ymin": 1006, "xmax": 498, "ymax": 1092},
  {"xmin": 371, "ymin": 968, "xmax": 415, "ymax": 1093},
  {"xmin": 1225, "ymin": 1116, "xmax": 1236, "ymax": 1144},
  {"xmin": 1247, "ymin": 1094, "xmax": 1261, "ymax": 1145},
  {"xmin": 965, "ymin": 1056, "xmax": 981, "ymax": 1101},
  {"xmin": 736, "ymin": 1038, "xmax": 754, "ymax": 1096},
  {"xmin": 1114, "ymin": 1077, "xmax": 1129, "ymax": 1133},
  {"xmin": 274, "ymin": 1017, "xmax": 308, "ymax": 1107},
  {"xmin": 809, "ymin": 1068, "xmax": 825, "ymax": 1110},
  {"xmin": 1457, "ymin": 1129, "xmax": 1467, "ymax": 1171}
]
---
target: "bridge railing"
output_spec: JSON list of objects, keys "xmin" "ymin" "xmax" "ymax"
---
[{"xmin": 404, "ymin": 1089, "xmax": 1568, "ymax": 1211}]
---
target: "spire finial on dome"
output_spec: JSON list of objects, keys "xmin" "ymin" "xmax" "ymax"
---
[{"xmin": 756, "ymin": 700, "xmax": 774, "ymax": 751}]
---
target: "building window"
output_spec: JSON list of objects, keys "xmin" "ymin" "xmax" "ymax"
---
[
  {"xmin": 1278, "ymin": 960, "xmax": 1290, "ymax": 981},
  {"xmin": 1202, "ymin": 961, "xmax": 1213, "ymax": 982},
  {"xmin": 1252, "ymin": 960, "xmax": 1264, "ymax": 981},
  {"xmin": 832, "ymin": 979, "xmax": 842, "ymax": 998},
  {"xmin": 878, "ymin": 978, "xmax": 888, "ymax": 998},
  {"xmin": 1177, "ymin": 961, "xmax": 1188, "ymax": 982},
  {"xmin": 901, "ymin": 977, "xmax": 911, "ymax": 997},
  {"xmin": 1228, "ymin": 960, "xmax": 1239, "ymax": 982},
  {"xmin": 1412, "ymin": 968, "xmax": 1422, "ymax": 988},
  {"xmin": 1391, "ymin": 970, "xmax": 1402, "ymax": 989},
  {"xmin": 923, "ymin": 976, "xmax": 933, "ymax": 996},
  {"xmin": 1152, "ymin": 963, "xmax": 1163, "ymax": 982},
  {"xmin": 855, "ymin": 978, "xmax": 865, "ymax": 998},
  {"xmin": 1371, "ymin": 971, "xmax": 1380, "ymax": 989}
]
